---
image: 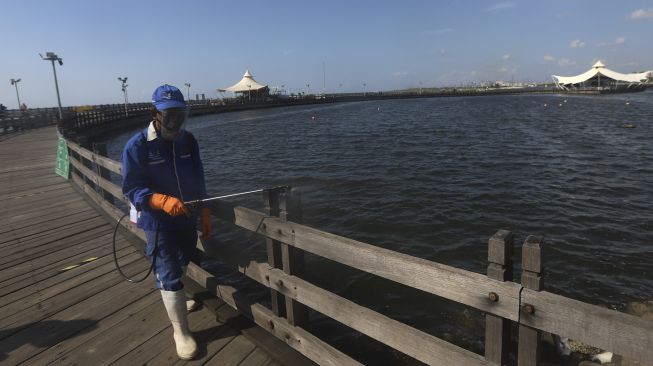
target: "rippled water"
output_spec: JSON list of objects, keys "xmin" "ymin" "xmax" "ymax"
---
[{"xmin": 107, "ymin": 91, "xmax": 653, "ymax": 363}]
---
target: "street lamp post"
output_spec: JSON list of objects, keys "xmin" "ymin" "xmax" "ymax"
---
[
  {"xmin": 39, "ymin": 52, "xmax": 64, "ymax": 119},
  {"xmin": 184, "ymin": 83, "xmax": 191, "ymax": 102},
  {"xmin": 117, "ymin": 77, "xmax": 129, "ymax": 117},
  {"xmin": 10, "ymin": 78, "xmax": 22, "ymax": 109},
  {"xmin": 306, "ymin": 83, "xmax": 311, "ymax": 95},
  {"xmin": 363, "ymin": 83, "xmax": 367, "ymax": 96}
]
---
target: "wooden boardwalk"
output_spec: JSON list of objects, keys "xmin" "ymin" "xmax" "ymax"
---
[{"xmin": 0, "ymin": 127, "xmax": 312, "ymax": 366}]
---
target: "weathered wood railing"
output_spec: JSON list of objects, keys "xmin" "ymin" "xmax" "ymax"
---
[
  {"xmin": 0, "ymin": 107, "xmax": 66, "ymax": 135},
  {"xmin": 64, "ymin": 139, "xmax": 653, "ymax": 366},
  {"xmin": 58, "ymin": 99, "xmax": 336, "ymax": 141}
]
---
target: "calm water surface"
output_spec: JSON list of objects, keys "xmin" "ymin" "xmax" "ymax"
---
[{"xmin": 107, "ymin": 92, "xmax": 653, "ymax": 363}]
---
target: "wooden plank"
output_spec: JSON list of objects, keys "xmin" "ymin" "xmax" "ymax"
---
[
  {"xmin": 0, "ymin": 250, "xmax": 143, "ymax": 324},
  {"xmin": 0, "ymin": 253, "xmax": 147, "ymax": 333},
  {"xmin": 0, "ymin": 233, "xmax": 131, "ymax": 297},
  {"xmin": 186, "ymin": 263, "xmax": 362, "ymax": 366},
  {"xmin": 69, "ymin": 155, "xmax": 126, "ymax": 203},
  {"xmin": 249, "ymin": 304, "xmax": 362, "ymax": 366},
  {"xmin": 1, "ymin": 197, "xmax": 87, "ymax": 228},
  {"xmin": 93, "ymin": 142, "xmax": 115, "ymax": 204},
  {"xmin": 2, "ymin": 172, "xmax": 69, "ymax": 187},
  {"xmin": 0, "ymin": 174, "xmax": 64, "ymax": 189},
  {"xmin": 0, "ymin": 177, "xmax": 66, "ymax": 195},
  {"xmin": 1, "ymin": 215, "xmax": 99, "ymax": 250},
  {"xmin": 520, "ymin": 289, "xmax": 653, "ymax": 365},
  {"xmin": 67, "ymin": 140, "xmax": 123, "ymax": 175},
  {"xmin": 0, "ymin": 210, "xmax": 102, "ymax": 247},
  {"xmin": 1, "ymin": 185, "xmax": 72, "ymax": 203},
  {"xmin": 0, "ymin": 281, "xmax": 157, "ymax": 365},
  {"xmin": 182, "ymin": 279, "xmax": 316, "ymax": 366},
  {"xmin": 236, "ymin": 260, "xmax": 490, "ymax": 366},
  {"xmin": 0, "ymin": 226, "xmax": 113, "ymax": 281},
  {"xmin": 70, "ymin": 173, "xmax": 146, "ymax": 248},
  {"xmin": 0, "ymin": 223, "xmax": 111, "ymax": 269},
  {"xmin": 48, "ymin": 297, "xmax": 169, "ymax": 365},
  {"xmin": 484, "ymin": 230, "xmax": 513, "ymax": 365},
  {"xmin": 213, "ymin": 202, "xmax": 521, "ymax": 321},
  {"xmin": 0, "ymin": 209, "xmax": 104, "ymax": 248},
  {"xmin": 0, "ymin": 240, "xmax": 135, "ymax": 307},
  {"xmin": 263, "ymin": 189, "xmax": 285, "ymax": 318},
  {"xmin": 0, "ymin": 205, "xmax": 96, "ymax": 241},
  {"xmin": 279, "ymin": 189, "xmax": 308, "ymax": 327},
  {"xmin": 0, "ymin": 162, "xmax": 54, "ymax": 174},
  {"xmin": 2, "ymin": 185, "xmax": 75, "ymax": 209},
  {"xmin": 239, "ymin": 348, "xmax": 274, "ymax": 366},
  {"xmin": 0, "ymin": 217, "xmax": 109, "ymax": 264},
  {"xmin": 204, "ymin": 335, "xmax": 257, "ymax": 366},
  {"xmin": 0, "ymin": 166, "xmax": 53, "ymax": 179},
  {"xmin": 0, "ymin": 181, "xmax": 70, "ymax": 200},
  {"xmin": 128, "ymin": 307, "xmax": 239, "ymax": 366},
  {"xmin": 518, "ymin": 235, "xmax": 543, "ymax": 366}
]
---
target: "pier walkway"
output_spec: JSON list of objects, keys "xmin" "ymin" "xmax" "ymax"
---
[{"xmin": 0, "ymin": 127, "xmax": 311, "ymax": 366}]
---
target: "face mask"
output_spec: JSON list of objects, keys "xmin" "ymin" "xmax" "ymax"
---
[{"xmin": 157, "ymin": 108, "xmax": 187, "ymax": 141}]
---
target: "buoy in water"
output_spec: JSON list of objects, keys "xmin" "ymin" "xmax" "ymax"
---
[
  {"xmin": 558, "ymin": 103, "xmax": 563, "ymax": 107},
  {"xmin": 543, "ymin": 103, "xmax": 547, "ymax": 107},
  {"xmin": 563, "ymin": 99, "xmax": 567, "ymax": 103},
  {"xmin": 626, "ymin": 102, "xmax": 630, "ymax": 105},
  {"xmin": 311, "ymin": 116, "xmax": 316, "ymax": 120}
]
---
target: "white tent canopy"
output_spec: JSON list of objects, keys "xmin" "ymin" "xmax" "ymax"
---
[
  {"xmin": 553, "ymin": 61, "xmax": 651, "ymax": 86},
  {"xmin": 221, "ymin": 70, "xmax": 268, "ymax": 93}
]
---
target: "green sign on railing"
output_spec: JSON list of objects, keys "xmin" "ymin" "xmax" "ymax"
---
[{"xmin": 55, "ymin": 136, "xmax": 70, "ymax": 179}]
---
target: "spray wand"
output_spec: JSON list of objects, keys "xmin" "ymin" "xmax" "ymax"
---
[
  {"xmin": 183, "ymin": 186, "xmax": 288, "ymax": 207},
  {"xmin": 114, "ymin": 186, "xmax": 288, "ymax": 283}
]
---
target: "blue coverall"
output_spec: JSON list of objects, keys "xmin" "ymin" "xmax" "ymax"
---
[{"xmin": 122, "ymin": 122, "xmax": 207, "ymax": 290}]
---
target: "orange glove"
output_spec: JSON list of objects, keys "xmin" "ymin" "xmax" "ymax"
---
[
  {"xmin": 149, "ymin": 193, "xmax": 190, "ymax": 218},
  {"xmin": 200, "ymin": 207, "xmax": 212, "ymax": 240}
]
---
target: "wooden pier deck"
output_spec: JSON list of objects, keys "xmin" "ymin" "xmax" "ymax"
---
[{"xmin": 0, "ymin": 127, "xmax": 311, "ymax": 366}]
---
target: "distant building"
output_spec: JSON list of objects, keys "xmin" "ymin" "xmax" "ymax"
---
[
  {"xmin": 552, "ymin": 61, "xmax": 651, "ymax": 90},
  {"xmin": 219, "ymin": 70, "xmax": 269, "ymax": 102}
]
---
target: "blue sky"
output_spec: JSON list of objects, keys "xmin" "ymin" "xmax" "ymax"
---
[{"xmin": 1, "ymin": 0, "xmax": 652, "ymax": 108}]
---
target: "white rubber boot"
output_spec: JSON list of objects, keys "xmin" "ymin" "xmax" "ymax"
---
[{"xmin": 160, "ymin": 289, "xmax": 199, "ymax": 360}]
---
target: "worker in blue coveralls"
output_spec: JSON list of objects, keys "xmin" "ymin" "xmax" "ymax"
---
[{"xmin": 121, "ymin": 84, "xmax": 211, "ymax": 360}]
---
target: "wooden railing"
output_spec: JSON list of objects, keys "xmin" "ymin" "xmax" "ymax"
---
[
  {"xmin": 0, "ymin": 107, "xmax": 65, "ymax": 135},
  {"xmin": 64, "ymin": 139, "xmax": 653, "ymax": 366},
  {"xmin": 58, "ymin": 99, "xmax": 337, "ymax": 141},
  {"xmin": 55, "ymin": 86, "xmax": 629, "ymax": 142}
]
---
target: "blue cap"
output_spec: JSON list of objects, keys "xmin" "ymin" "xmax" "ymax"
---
[{"xmin": 152, "ymin": 84, "xmax": 186, "ymax": 110}]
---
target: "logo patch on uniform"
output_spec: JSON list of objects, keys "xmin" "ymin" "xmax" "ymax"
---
[{"xmin": 148, "ymin": 150, "xmax": 164, "ymax": 164}]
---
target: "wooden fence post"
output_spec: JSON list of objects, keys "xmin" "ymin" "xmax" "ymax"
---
[
  {"xmin": 518, "ymin": 235, "xmax": 544, "ymax": 366},
  {"xmin": 279, "ymin": 188, "xmax": 309, "ymax": 326},
  {"xmin": 485, "ymin": 229, "xmax": 514, "ymax": 365},
  {"xmin": 78, "ymin": 139, "xmax": 95, "ymax": 189},
  {"xmin": 263, "ymin": 188, "xmax": 285, "ymax": 317},
  {"xmin": 92, "ymin": 142, "xmax": 115, "ymax": 204}
]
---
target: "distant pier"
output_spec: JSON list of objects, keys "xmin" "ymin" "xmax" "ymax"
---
[{"xmin": 2, "ymin": 84, "xmax": 647, "ymax": 139}]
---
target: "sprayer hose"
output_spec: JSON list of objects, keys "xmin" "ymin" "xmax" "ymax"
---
[{"xmin": 112, "ymin": 214, "xmax": 157, "ymax": 283}]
